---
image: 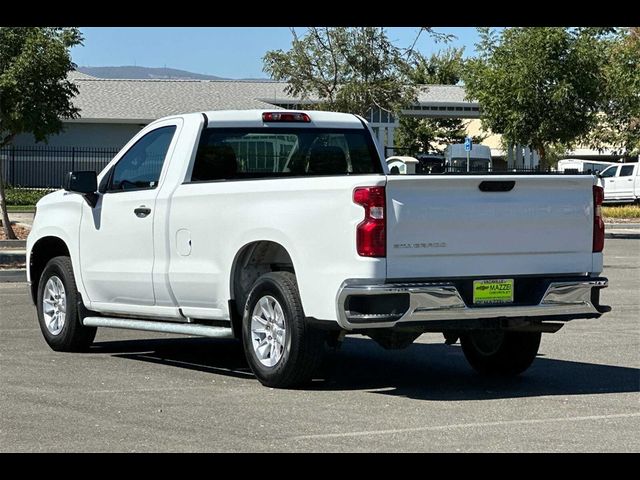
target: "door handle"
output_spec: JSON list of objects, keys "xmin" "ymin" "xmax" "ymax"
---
[{"xmin": 134, "ymin": 206, "xmax": 151, "ymax": 218}]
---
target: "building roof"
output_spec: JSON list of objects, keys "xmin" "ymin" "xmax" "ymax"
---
[
  {"xmin": 69, "ymin": 77, "xmax": 295, "ymax": 123},
  {"xmin": 67, "ymin": 70, "xmax": 97, "ymax": 80},
  {"xmin": 416, "ymin": 85, "xmax": 471, "ymax": 104},
  {"xmin": 67, "ymin": 73, "xmax": 477, "ymax": 123}
]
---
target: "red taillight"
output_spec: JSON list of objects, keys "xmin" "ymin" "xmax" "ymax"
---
[
  {"xmin": 593, "ymin": 185, "xmax": 605, "ymax": 252},
  {"xmin": 354, "ymin": 186, "xmax": 386, "ymax": 257},
  {"xmin": 262, "ymin": 112, "xmax": 311, "ymax": 123}
]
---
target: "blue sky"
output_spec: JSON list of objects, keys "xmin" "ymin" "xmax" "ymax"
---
[{"xmin": 71, "ymin": 27, "xmax": 484, "ymax": 79}]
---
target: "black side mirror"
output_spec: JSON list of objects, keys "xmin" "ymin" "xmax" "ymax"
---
[{"xmin": 64, "ymin": 171, "xmax": 98, "ymax": 207}]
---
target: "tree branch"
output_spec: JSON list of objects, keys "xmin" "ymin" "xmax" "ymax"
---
[{"xmin": 0, "ymin": 133, "xmax": 16, "ymax": 149}]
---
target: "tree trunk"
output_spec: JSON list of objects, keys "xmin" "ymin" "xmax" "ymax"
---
[
  {"xmin": 0, "ymin": 156, "xmax": 17, "ymax": 240},
  {"xmin": 534, "ymin": 142, "xmax": 547, "ymax": 169}
]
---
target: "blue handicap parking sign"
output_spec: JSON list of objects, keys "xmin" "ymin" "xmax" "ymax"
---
[{"xmin": 464, "ymin": 137, "xmax": 472, "ymax": 151}]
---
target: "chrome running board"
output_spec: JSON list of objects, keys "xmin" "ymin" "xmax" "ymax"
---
[{"xmin": 82, "ymin": 316, "xmax": 234, "ymax": 338}]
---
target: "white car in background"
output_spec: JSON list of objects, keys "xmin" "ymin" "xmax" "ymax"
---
[
  {"xmin": 386, "ymin": 156, "xmax": 419, "ymax": 174},
  {"xmin": 557, "ymin": 158, "xmax": 618, "ymax": 174},
  {"xmin": 600, "ymin": 163, "xmax": 640, "ymax": 203},
  {"xmin": 444, "ymin": 143, "xmax": 492, "ymax": 172}
]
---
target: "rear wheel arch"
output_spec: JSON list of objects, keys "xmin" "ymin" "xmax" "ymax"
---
[{"xmin": 229, "ymin": 241, "xmax": 296, "ymax": 337}]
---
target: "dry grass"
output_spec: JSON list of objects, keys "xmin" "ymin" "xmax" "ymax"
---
[{"xmin": 603, "ymin": 204, "xmax": 640, "ymax": 221}]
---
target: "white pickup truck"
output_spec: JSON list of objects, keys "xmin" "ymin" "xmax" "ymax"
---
[
  {"xmin": 27, "ymin": 110, "xmax": 610, "ymax": 388},
  {"xmin": 600, "ymin": 162, "xmax": 640, "ymax": 204}
]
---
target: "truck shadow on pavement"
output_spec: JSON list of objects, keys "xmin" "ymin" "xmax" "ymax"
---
[{"xmin": 90, "ymin": 336, "xmax": 640, "ymax": 401}]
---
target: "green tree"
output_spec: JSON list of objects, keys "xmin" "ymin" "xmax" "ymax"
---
[
  {"xmin": 538, "ymin": 142, "xmax": 569, "ymax": 170},
  {"xmin": 411, "ymin": 47, "xmax": 464, "ymax": 85},
  {"xmin": 586, "ymin": 28, "xmax": 640, "ymax": 159},
  {"xmin": 0, "ymin": 27, "xmax": 81, "ymax": 239},
  {"xmin": 263, "ymin": 27, "xmax": 438, "ymax": 116},
  {"xmin": 462, "ymin": 27, "xmax": 609, "ymax": 163},
  {"xmin": 395, "ymin": 48, "xmax": 485, "ymax": 154}
]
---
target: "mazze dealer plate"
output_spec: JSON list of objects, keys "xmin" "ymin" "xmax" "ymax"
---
[{"xmin": 472, "ymin": 279, "xmax": 514, "ymax": 304}]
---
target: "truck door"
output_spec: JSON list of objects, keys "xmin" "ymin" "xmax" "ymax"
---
[
  {"xmin": 616, "ymin": 164, "xmax": 636, "ymax": 200},
  {"xmin": 79, "ymin": 123, "xmax": 178, "ymax": 308},
  {"xmin": 601, "ymin": 165, "xmax": 620, "ymax": 200}
]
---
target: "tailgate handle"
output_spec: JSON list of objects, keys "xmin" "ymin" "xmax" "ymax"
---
[{"xmin": 479, "ymin": 181, "xmax": 515, "ymax": 192}]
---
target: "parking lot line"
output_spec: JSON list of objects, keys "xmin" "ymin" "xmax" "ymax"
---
[{"xmin": 294, "ymin": 412, "xmax": 640, "ymax": 440}]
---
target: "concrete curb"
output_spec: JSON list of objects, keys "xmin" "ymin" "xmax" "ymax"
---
[
  {"xmin": 605, "ymin": 223, "xmax": 640, "ymax": 239},
  {"xmin": 0, "ymin": 240, "xmax": 26, "ymax": 249},
  {"xmin": 605, "ymin": 223, "xmax": 640, "ymax": 229},
  {"xmin": 606, "ymin": 232, "xmax": 640, "ymax": 239},
  {"xmin": 0, "ymin": 269, "xmax": 26, "ymax": 283},
  {"xmin": 0, "ymin": 250, "xmax": 26, "ymax": 265}
]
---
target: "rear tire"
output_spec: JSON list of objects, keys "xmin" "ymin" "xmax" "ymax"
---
[
  {"xmin": 242, "ymin": 272, "xmax": 325, "ymax": 388},
  {"xmin": 460, "ymin": 330, "xmax": 541, "ymax": 376},
  {"xmin": 36, "ymin": 256, "xmax": 97, "ymax": 352}
]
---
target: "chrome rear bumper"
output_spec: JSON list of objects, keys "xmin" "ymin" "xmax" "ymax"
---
[{"xmin": 336, "ymin": 278, "xmax": 609, "ymax": 330}]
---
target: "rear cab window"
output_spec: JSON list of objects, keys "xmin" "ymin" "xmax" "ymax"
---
[{"xmin": 190, "ymin": 128, "xmax": 382, "ymax": 182}]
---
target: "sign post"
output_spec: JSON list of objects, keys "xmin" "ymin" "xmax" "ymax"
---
[{"xmin": 464, "ymin": 137, "xmax": 472, "ymax": 172}]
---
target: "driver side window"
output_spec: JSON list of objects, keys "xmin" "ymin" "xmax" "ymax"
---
[{"xmin": 108, "ymin": 126, "xmax": 177, "ymax": 192}]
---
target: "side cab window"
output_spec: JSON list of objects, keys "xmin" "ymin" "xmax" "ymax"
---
[
  {"xmin": 105, "ymin": 126, "xmax": 177, "ymax": 192},
  {"xmin": 619, "ymin": 165, "xmax": 635, "ymax": 177}
]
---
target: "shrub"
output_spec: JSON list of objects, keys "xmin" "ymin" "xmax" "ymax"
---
[{"xmin": 4, "ymin": 187, "xmax": 53, "ymax": 206}]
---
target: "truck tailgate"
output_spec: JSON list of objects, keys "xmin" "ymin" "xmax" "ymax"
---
[{"xmin": 385, "ymin": 175, "xmax": 596, "ymax": 279}]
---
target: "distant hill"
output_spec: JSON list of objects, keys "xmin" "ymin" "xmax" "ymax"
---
[{"xmin": 78, "ymin": 66, "xmax": 229, "ymax": 81}]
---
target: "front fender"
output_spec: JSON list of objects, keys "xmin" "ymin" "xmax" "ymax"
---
[{"xmin": 27, "ymin": 192, "xmax": 85, "ymax": 301}]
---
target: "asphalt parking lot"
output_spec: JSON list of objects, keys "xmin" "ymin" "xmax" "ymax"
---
[{"xmin": 1, "ymin": 238, "xmax": 638, "ymax": 452}]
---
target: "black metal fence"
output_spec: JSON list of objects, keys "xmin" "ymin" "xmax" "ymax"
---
[
  {"xmin": 435, "ymin": 165, "xmax": 553, "ymax": 174},
  {"xmin": 0, "ymin": 146, "xmax": 120, "ymax": 189}
]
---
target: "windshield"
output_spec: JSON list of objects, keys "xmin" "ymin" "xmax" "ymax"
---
[
  {"xmin": 600, "ymin": 166, "xmax": 618, "ymax": 178},
  {"xmin": 191, "ymin": 128, "xmax": 381, "ymax": 181}
]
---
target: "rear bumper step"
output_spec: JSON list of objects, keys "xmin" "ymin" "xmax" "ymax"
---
[
  {"xmin": 337, "ymin": 277, "xmax": 609, "ymax": 330},
  {"xmin": 82, "ymin": 317, "xmax": 234, "ymax": 338}
]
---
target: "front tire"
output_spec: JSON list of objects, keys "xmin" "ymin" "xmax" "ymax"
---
[
  {"xmin": 36, "ymin": 256, "xmax": 97, "ymax": 352},
  {"xmin": 460, "ymin": 330, "xmax": 541, "ymax": 376},
  {"xmin": 242, "ymin": 272, "xmax": 325, "ymax": 388}
]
